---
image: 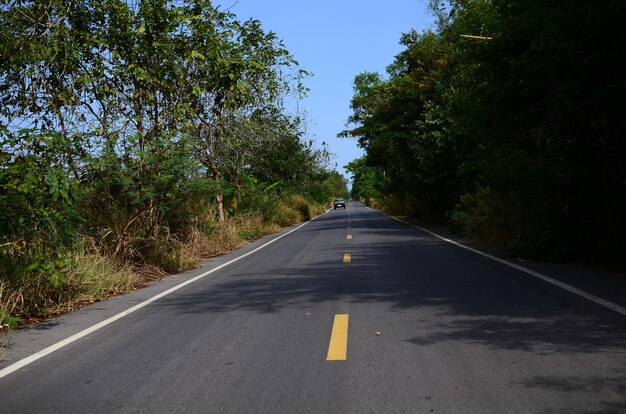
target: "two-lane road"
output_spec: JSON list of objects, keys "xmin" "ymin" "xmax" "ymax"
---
[{"xmin": 2, "ymin": 202, "xmax": 625, "ymax": 413}]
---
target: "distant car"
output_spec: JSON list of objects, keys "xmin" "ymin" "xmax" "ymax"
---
[{"xmin": 333, "ymin": 197, "xmax": 346, "ymax": 209}]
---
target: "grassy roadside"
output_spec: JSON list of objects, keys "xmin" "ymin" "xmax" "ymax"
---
[{"xmin": 0, "ymin": 195, "xmax": 326, "ymax": 339}]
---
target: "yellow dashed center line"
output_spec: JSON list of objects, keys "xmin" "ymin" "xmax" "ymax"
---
[
  {"xmin": 343, "ymin": 254, "xmax": 352, "ymax": 263},
  {"xmin": 326, "ymin": 314, "xmax": 349, "ymax": 361}
]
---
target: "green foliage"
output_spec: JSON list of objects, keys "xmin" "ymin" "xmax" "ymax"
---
[
  {"xmin": 0, "ymin": 129, "xmax": 82, "ymax": 249},
  {"xmin": 323, "ymin": 171, "xmax": 350, "ymax": 200},
  {"xmin": 342, "ymin": 0, "xmax": 626, "ymax": 260},
  {"xmin": 0, "ymin": 0, "xmax": 333, "ymax": 324},
  {"xmin": 235, "ymin": 179, "xmax": 316, "ymax": 226},
  {"xmin": 345, "ymin": 157, "xmax": 383, "ymax": 204},
  {"xmin": 0, "ymin": 241, "xmax": 135, "ymax": 322}
]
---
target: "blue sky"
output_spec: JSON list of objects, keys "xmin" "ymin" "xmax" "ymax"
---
[{"xmin": 216, "ymin": 1, "xmax": 435, "ymax": 181}]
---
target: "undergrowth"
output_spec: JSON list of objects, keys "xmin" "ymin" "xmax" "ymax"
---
[
  {"xmin": 0, "ymin": 245, "xmax": 135, "ymax": 324},
  {"xmin": 0, "ymin": 195, "xmax": 324, "ymax": 328}
]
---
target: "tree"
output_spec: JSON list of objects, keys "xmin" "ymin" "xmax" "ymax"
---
[
  {"xmin": 342, "ymin": 0, "xmax": 626, "ymax": 259},
  {"xmin": 177, "ymin": 1, "xmax": 305, "ymax": 221},
  {"xmin": 345, "ymin": 157, "xmax": 382, "ymax": 202},
  {"xmin": 0, "ymin": 0, "xmax": 316, "ymax": 258}
]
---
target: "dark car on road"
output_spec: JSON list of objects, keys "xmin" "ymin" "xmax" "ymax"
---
[{"xmin": 333, "ymin": 198, "xmax": 346, "ymax": 209}]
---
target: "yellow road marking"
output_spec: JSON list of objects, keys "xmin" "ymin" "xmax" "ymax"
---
[
  {"xmin": 326, "ymin": 314, "xmax": 349, "ymax": 361},
  {"xmin": 343, "ymin": 254, "xmax": 351, "ymax": 263},
  {"xmin": 347, "ymin": 235, "xmax": 352, "ymax": 240}
]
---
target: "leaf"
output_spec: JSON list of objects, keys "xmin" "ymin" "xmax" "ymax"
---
[
  {"xmin": 49, "ymin": 271, "xmax": 68, "ymax": 289},
  {"xmin": 263, "ymin": 180, "xmax": 282, "ymax": 192},
  {"xmin": 190, "ymin": 50, "xmax": 206, "ymax": 60}
]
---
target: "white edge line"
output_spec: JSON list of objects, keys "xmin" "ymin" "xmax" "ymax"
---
[
  {"xmin": 0, "ymin": 214, "xmax": 325, "ymax": 380},
  {"xmin": 383, "ymin": 213, "xmax": 626, "ymax": 317}
]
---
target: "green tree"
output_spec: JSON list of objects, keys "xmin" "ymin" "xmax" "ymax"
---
[
  {"xmin": 0, "ymin": 0, "xmax": 316, "ymax": 258},
  {"xmin": 345, "ymin": 157, "xmax": 382, "ymax": 202},
  {"xmin": 342, "ymin": 0, "xmax": 626, "ymax": 260},
  {"xmin": 176, "ymin": 1, "xmax": 305, "ymax": 221}
]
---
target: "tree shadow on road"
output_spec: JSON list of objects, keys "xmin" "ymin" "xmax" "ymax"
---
[
  {"xmin": 154, "ymin": 231, "xmax": 626, "ymax": 356},
  {"xmin": 151, "ymin": 214, "xmax": 626, "ymax": 412}
]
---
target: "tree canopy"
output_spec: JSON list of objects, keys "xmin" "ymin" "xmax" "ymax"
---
[
  {"xmin": 0, "ymin": 0, "xmax": 344, "ymax": 271},
  {"xmin": 342, "ymin": 0, "xmax": 626, "ymax": 260}
]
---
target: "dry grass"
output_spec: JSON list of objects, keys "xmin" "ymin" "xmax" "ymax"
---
[
  {"xmin": 183, "ymin": 213, "xmax": 281, "ymax": 258},
  {"xmin": 1, "ymin": 282, "xmax": 14, "ymax": 358},
  {"xmin": 0, "ymin": 196, "xmax": 324, "ymax": 328},
  {"xmin": 0, "ymin": 249, "xmax": 136, "ymax": 324},
  {"xmin": 450, "ymin": 187, "xmax": 521, "ymax": 248},
  {"xmin": 0, "ymin": 282, "xmax": 19, "ymax": 326},
  {"xmin": 382, "ymin": 195, "xmax": 409, "ymax": 215},
  {"xmin": 0, "ymin": 329, "xmax": 6, "ymax": 362}
]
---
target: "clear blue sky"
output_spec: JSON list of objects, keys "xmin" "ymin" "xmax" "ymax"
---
[{"xmin": 216, "ymin": 0, "xmax": 435, "ymax": 182}]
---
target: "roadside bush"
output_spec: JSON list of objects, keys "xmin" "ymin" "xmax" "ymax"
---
[
  {"xmin": 450, "ymin": 186, "xmax": 575, "ymax": 260},
  {"xmin": 0, "ymin": 131, "xmax": 82, "ymax": 255},
  {"xmin": 382, "ymin": 194, "xmax": 409, "ymax": 215},
  {"xmin": 268, "ymin": 201, "xmax": 301, "ymax": 227},
  {"xmin": 79, "ymin": 139, "xmax": 211, "ymax": 261},
  {"xmin": 290, "ymin": 194, "xmax": 312, "ymax": 221},
  {"xmin": 181, "ymin": 213, "xmax": 275, "ymax": 258},
  {"xmin": 0, "ymin": 241, "xmax": 135, "ymax": 323},
  {"xmin": 140, "ymin": 233, "xmax": 200, "ymax": 274},
  {"xmin": 449, "ymin": 187, "xmax": 520, "ymax": 248}
]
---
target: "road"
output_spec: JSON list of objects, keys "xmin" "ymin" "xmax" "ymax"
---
[{"xmin": 1, "ymin": 202, "xmax": 625, "ymax": 413}]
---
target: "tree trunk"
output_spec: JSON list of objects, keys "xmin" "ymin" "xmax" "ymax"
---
[
  {"xmin": 214, "ymin": 173, "xmax": 225, "ymax": 222},
  {"xmin": 216, "ymin": 190, "xmax": 225, "ymax": 222}
]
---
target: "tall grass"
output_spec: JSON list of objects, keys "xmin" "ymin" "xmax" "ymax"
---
[
  {"xmin": 382, "ymin": 194, "xmax": 409, "ymax": 215},
  {"xmin": 0, "ymin": 244, "xmax": 136, "ymax": 324},
  {"xmin": 450, "ymin": 187, "xmax": 516, "ymax": 242},
  {"xmin": 0, "ymin": 194, "xmax": 324, "ymax": 327}
]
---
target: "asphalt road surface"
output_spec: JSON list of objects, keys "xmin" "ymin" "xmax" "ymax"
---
[{"xmin": 1, "ymin": 202, "xmax": 625, "ymax": 413}]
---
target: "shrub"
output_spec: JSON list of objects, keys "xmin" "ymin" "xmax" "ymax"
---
[
  {"xmin": 0, "ymin": 241, "xmax": 135, "ymax": 323},
  {"xmin": 449, "ymin": 187, "xmax": 518, "ymax": 247},
  {"xmin": 382, "ymin": 194, "xmax": 409, "ymax": 215},
  {"xmin": 290, "ymin": 194, "xmax": 312, "ymax": 221}
]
